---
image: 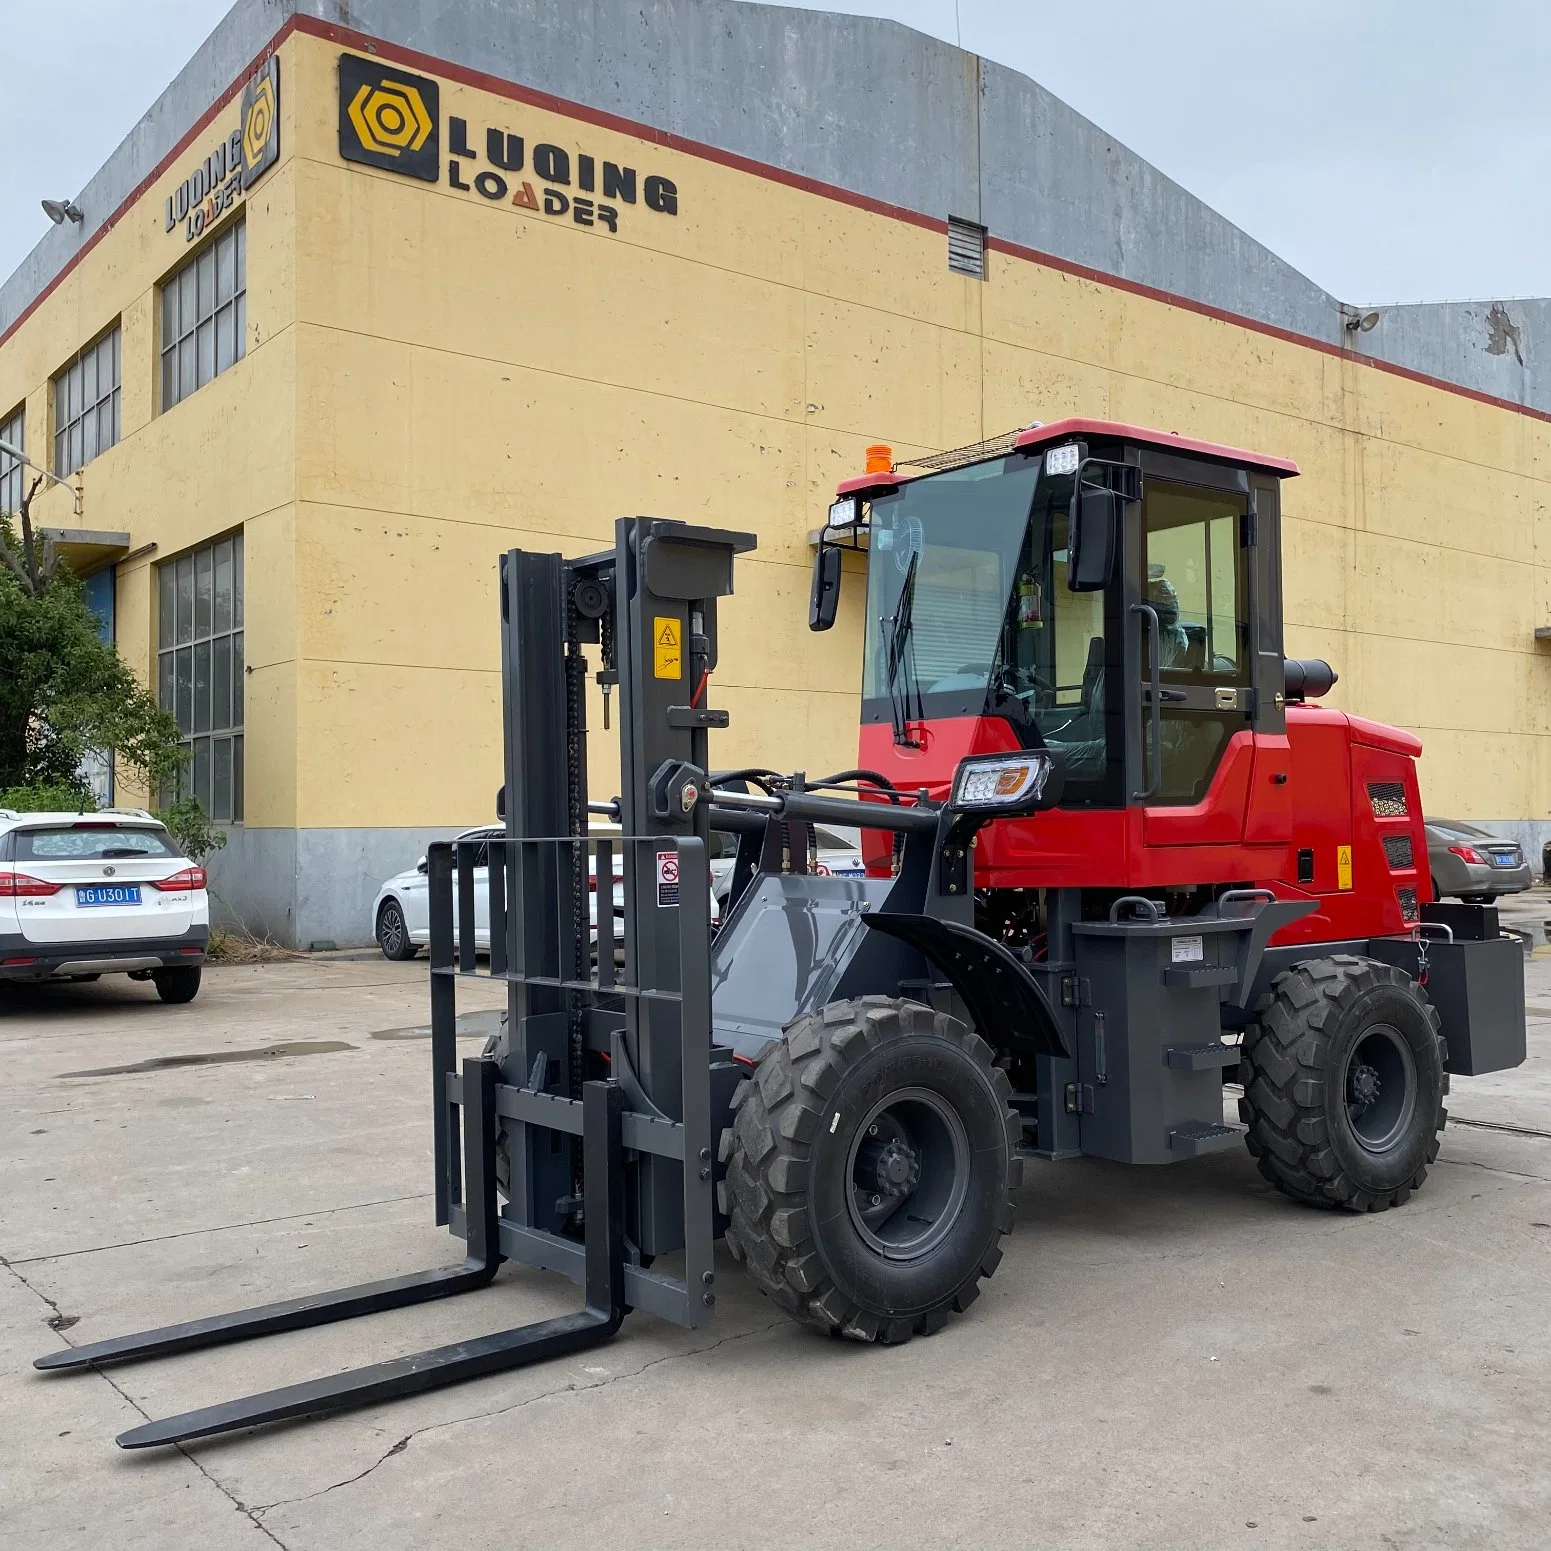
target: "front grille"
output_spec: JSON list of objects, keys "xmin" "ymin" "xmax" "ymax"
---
[
  {"xmin": 1368, "ymin": 782, "xmax": 1408, "ymax": 818},
  {"xmin": 1382, "ymin": 835, "xmax": 1414, "ymax": 869},
  {"xmin": 1396, "ymin": 887, "xmax": 1419, "ymax": 924}
]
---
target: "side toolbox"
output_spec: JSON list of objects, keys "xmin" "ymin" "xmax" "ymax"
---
[{"xmin": 1070, "ymin": 903, "xmax": 1246, "ymax": 1165}]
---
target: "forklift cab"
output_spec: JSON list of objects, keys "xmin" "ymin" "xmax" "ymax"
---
[{"xmin": 818, "ymin": 420, "xmax": 1299, "ymax": 834}]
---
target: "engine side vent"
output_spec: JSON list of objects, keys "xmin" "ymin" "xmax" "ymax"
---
[
  {"xmin": 1368, "ymin": 782, "xmax": 1408, "ymax": 818},
  {"xmin": 947, "ymin": 215, "xmax": 987, "ymax": 279},
  {"xmin": 1396, "ymin": 886, "xmax": 1419, "ymax": 924},
  {"xmin": 1382, "ymin": 835, "xmax": 1414, "ymax": 869}
]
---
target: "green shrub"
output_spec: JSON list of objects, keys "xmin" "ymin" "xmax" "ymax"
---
[
  {"xmin": 155, "ymin": 795, "xmax": 228, "ymax": 865},
  {"xmin": 0, "ymin": 782, "xmax": 97, "ymax": 813}
]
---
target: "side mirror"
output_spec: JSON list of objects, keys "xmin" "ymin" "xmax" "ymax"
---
[
  {"xmin": 809, "ymin": 545, "xmax": 842, "ymax": 631},
  {"xmin": 1068, "ymin": 483, "xmax": 1117, "ymax": 592},
  {"xmin": 415, "ymin": 856, "xmax": 428, "ymax": 874}
]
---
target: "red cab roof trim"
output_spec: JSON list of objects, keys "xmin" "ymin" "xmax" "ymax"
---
[
  {"xmin": 835, "ymin": 469, "xmax": 915, "ymax": 499},
  {"xmin": 1013, "ymin": 418, "xmax": 1300, "ymax": 478}
]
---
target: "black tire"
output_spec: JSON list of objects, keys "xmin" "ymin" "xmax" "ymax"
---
[
  {"xmin": 1239, "ymin": 955, "xmax": 1447, "ymax": 1212},
  {"xmin": 1460, "ymin": 893, "xmax": 1497, "ymax": 905},
  {"xmin": 719, "ymin": 995, "xmax": 1021, "ymax": 1344},
  {"xmin": 376, "ymin": 898, "xmax": 418, "ymax": 961},
  {"xmin": 152, "ymin": 966, "xmax": 202, "ymax": 1004}
]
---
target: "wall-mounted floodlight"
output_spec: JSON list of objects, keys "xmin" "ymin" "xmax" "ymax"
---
[
  {"xmin": 1344, "ymin": 309, "xmax": 1382, "ymax": 333},
  {"xmin": 41, "ymin": 198, "xmax": 84, "ymax": 225}
]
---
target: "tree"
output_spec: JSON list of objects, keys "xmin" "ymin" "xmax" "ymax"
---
[{"xmin": 0, "ymin": 476, "xmax": 184, "ymax": 803}]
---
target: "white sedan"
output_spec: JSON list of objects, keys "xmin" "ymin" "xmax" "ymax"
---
[
  {"xmin": 0, "ymin": 808, "xmax": 209, "ymax": 1002},
  {"xmin": 372, "ymin": 826, "xmax": 636, "ymax": 960},
  {"xmin": 708, "ymin": 824, "xmax": 867, "ymax": 905}
]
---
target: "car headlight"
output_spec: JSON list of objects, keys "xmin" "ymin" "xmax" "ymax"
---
[{"xmin": 949, "ymin": 752, "xmax": 1060, "ymax": 813}]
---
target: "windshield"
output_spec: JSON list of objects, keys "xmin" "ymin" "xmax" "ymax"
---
[
  {"xmin": 863, "ymin": 456, "xmax": 1043, "ymax": 705},
  {"xmin": 861, "ymin": 452, "xmax": 1120, "ymax": 801}
]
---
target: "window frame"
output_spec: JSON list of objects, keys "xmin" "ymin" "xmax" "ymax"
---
[
  {"xmin": 52, "ymin": 326, "xmax": 121, "ymax": 478},
  {"xmin": 160, "ymin": 217, "xmax": 247, "ymax": 413},
  {"xmin": 0, "ymin": 404, "xmax": 24, "ymax": 515},
  {"xmin": 157, "ymin": 531, "xmax": 245, "ymax": 823}
]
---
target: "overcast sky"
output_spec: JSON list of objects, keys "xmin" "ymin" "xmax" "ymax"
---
[{"xmin": 1, "ymin": 0, "xmax": 1544, "ymax": 303}]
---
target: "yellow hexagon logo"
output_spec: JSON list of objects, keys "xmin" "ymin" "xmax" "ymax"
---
[
  {"xmin": 347, "ymin": 79, "xmax": 433, "ymax": 158},
  {"xmin": 242, "ymin": 73, "xmax": 276, "ymax": 170}
]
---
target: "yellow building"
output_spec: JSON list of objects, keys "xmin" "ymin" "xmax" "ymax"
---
[{"xmin": 1, "ymin": 1, "xmax": 1547, "ymax": 945}]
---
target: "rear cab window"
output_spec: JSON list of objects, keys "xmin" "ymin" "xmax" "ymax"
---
[{"xmin": 14, "ymin": 824, "xmax": 179, "ymax": 861}]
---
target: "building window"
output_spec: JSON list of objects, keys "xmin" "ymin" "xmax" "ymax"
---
[
  {"xmin": 0, "ymin": 405, "xmax": 23, "ymax": 514},
  {"xmin": 161, "ymin": 219, "xmax": 246, "ymax": 411},
  {"xmin": 53, "ymin": 327, "xmax": 121, "ymax": 477},
  {"xmin": 158, "ymin": 533, "xmax": 244, "ymax": 822},
  {"xmin": 948, "ymin": 215, "xmax": 987, "ymax": 280}
]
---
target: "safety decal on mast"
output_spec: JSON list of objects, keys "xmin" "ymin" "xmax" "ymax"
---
[
  {"xmin": 656, "ymin": 850, "xmax": 680, "ymax": 907},
  {"xmin": 653, "ymin": 616, "xmax": 683, "ymax": 679}
]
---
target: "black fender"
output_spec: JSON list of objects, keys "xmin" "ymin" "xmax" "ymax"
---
[{"xmin": 860, "ymin": 913, "xmax": 1069, "ymax": 1059}]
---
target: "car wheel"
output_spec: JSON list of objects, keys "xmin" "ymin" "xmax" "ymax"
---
[
  {"xmin": 376, "ymin": 898, "xmax": 418, "ymax": 961},
  {"xmin": 1460, "ymin": 893, "xmax": 1497, "ymax": 905},
  {"xmin": 152, "ymin": 966, "xmax": 202, "ymax": 1004}
]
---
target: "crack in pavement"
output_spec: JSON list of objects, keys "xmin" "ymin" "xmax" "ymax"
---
[
  {"xmin": 248, "ymin": 1317, "xmax": 788, "ymax": 1517},
  {"xmin": 7, "ymin": 1192, "xmax": 434, "ymax": 1266},
  {"xmin": 1437, "ymin": 1156, "xmax": 1551, "ymax": 1184},
  {"xmin": 2, "ymin": 1254, "xmax": 290, "ymax": 1549}
]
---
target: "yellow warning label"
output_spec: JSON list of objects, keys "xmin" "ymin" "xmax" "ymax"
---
[
  {"xmin": 1336, "ymin": 845, "xmax": 1353, "ymax": 891},
  {"xmin": 653, "ymin": 615, "xmax": 682, "ymax": 680}
]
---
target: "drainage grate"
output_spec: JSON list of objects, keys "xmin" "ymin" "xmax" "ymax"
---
[
  {"xmin": 947, "ymin": 215, "xmax": 987, "ymax": 279},
  {"xmin": 1382, "ymin": 834, "xmax": 1414, "ymax": 869},
  {"xmin": 1368, "ymin": 781, "xmax": 1408, "ymax": 818}
]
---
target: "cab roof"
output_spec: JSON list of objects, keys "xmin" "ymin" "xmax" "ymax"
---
[
  {"xmin": 1012, "ymin": 418, "xmax": 1300, "ymax": 477},
  {"xmin": 836, "ymin": 417, "xmax": 1299, "ymax": 498}
]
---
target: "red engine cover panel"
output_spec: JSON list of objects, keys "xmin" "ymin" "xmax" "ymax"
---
[{"xmin": 857, "ymin": 704, "xmax": 1427, "ymax": 947}]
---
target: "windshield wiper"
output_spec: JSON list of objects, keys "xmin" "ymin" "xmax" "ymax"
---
[{"xmin": 881, "ymin": 551, "xmax": 923, "ymax": 748}]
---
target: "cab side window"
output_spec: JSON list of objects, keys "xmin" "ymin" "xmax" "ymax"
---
[{"xmin": 1141, "ymin": 483, "xmax": 1251, "ymax": 803}]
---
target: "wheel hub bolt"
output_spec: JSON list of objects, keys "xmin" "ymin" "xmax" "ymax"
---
[{"xmin": 1350, "ymin": 1063, "xmax": 1381, "ymax": 1108}]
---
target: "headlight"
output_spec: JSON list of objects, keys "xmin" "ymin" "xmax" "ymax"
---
[
  {"xmin": 950, "ymin": 752, "xmax": 1057, "ymax": 813},
  {"xmin": 1044, "ymin": 444, "xmax": 1081, "ymax": 477},
  {"xmin": 827, "ymin": 494, "xmax": 862, "ymax": 530}
]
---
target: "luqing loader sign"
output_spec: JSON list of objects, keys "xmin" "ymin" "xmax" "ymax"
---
[
  {"xmin": 336, "ymin": 52, "xmax": 680, "ymax": 238},
  {"xmin": 164, "ymin": 56, "xmax": 281, "ymax": 243}
]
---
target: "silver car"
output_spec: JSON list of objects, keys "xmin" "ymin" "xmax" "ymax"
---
[{"xmin": 1425, "ymin": 820, "xmax": 1532, "ymax": 904}]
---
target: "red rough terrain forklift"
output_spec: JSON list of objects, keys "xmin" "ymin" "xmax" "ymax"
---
[{"xmin": 40, "ymin": 418, "xmax": 1526, "ymax": 1447}]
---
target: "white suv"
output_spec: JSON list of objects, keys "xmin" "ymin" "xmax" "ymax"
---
[{"xmin": 0, "ymin": 809, "xmax": 209, "ymax": 1002}]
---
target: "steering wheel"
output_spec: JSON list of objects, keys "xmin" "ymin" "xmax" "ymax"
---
[{"xmin": 960, "ymin": 662, "xmax": 1057, "ymax": 697}]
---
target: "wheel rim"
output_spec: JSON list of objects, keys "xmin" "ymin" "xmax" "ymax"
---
[
  {"xmin": 844, "ymin": 1086, "xmax": 971, "ymax": 1261},
  {"xmin": 379, "ymin": 905, "xmax": 404, "ymax": 955},
  {"xmin": 1342, "ymin": 1023, "xmax": 1417, "ymax": 1153}
]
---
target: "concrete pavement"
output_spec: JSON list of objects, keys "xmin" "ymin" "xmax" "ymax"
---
[{"xmin": 2, "ymin": 953, "xmax": 1548, "ymax": 1550}]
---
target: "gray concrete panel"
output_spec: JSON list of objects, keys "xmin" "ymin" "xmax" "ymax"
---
[
  {"xmin": 1349, "ymin": 297, "xmax": 1548, "ymax": 411},
  {"xmin": 204, "ymin": 822, "xmax": 298, "ymax": 943},
  {"xmin": 976, "ymin": 59, "xmax": 1342, "ymax": 345}
]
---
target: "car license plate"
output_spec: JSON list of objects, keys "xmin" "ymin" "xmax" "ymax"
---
[
  {"xmin": 1492, "ymin": 852, "xmax": 1517, "ymax": 867},
  {"xmin": 76, "ymin": 884, "xmax": 142, "ymax": 907},
  {"xmin": 834, "ymin": 868, "xmax": 867, "ymax": 878}
]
